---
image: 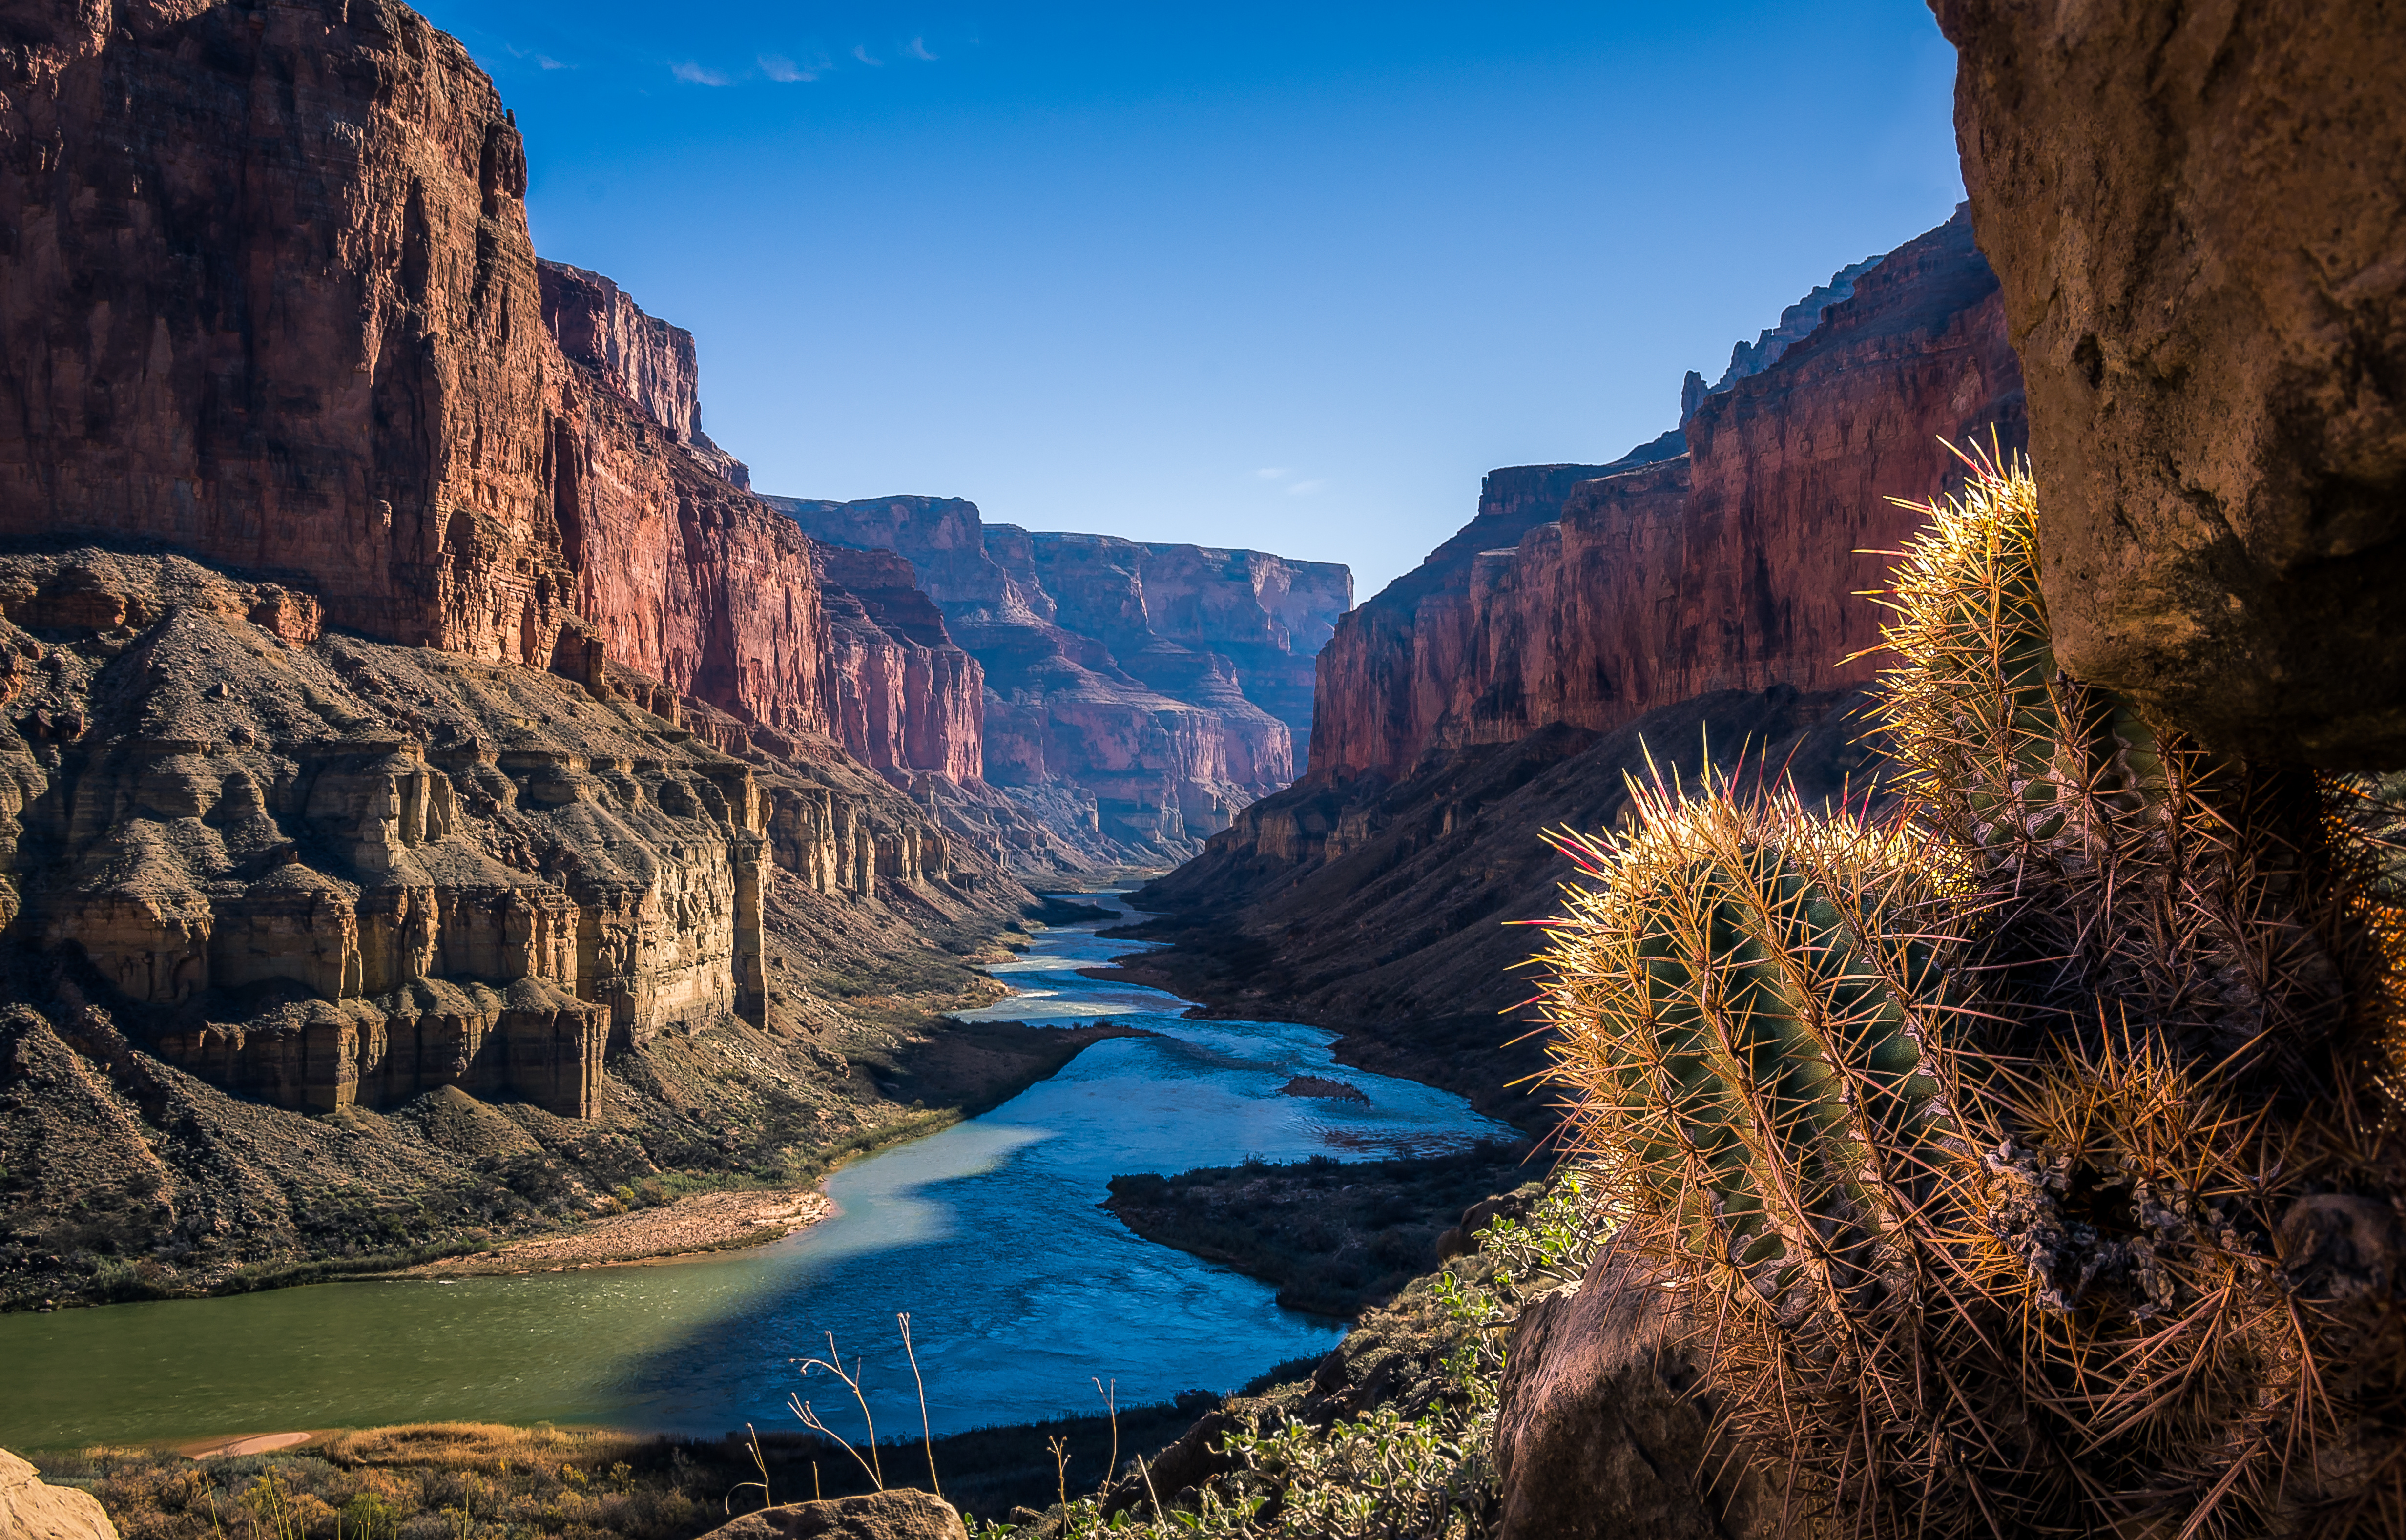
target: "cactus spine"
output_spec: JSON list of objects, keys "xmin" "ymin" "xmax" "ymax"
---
[
  {"xmin": 1867, "ymin": 445, "xmax": 2350, "ymax": 1078},
  {"xmin": 1535, "ymin": 450, "xmax": 2404, "ymax": 1537}
]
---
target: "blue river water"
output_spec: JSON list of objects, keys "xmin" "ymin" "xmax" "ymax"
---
[{"xmin": 0, "ymin": 893, "xmax": 1515, "ymax": 1450}]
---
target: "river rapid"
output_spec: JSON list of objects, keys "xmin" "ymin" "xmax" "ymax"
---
[{"xmin": 0, "ymin": 893, "xmax": 1514, "ymax": 1450}]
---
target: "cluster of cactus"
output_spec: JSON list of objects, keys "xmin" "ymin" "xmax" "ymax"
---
[{"xmin": 1535, "ymin": 448, "xmax": 2406, "ymax": 1538}]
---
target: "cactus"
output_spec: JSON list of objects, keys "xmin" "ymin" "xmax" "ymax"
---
[
  {"xmin": 1535, "ymin": 773, "xmax": 2025, "ymax": 1537},
  {"xmin": 1538, "ymin": 773, "xmax": 1970, "ymax": 1311},
  {"xmin": 1866, "ymin": 444, "xmax": 2352, "ymax": 1083},
  {"xmin": 1534, "ymin": 449, "xmax": 2406, "ymax": 1537}
]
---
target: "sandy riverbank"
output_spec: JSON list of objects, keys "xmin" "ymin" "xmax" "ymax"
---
[{"xmin": 398, "ymin": 1188, "xmax": 835, "ymax": 1276}]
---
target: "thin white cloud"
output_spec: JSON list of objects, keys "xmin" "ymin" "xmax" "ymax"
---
[
  {"xmin": 671, "ymin": 60, "xmax": 730, "ymax": 85},
  {"xmin": 906, "ymin": 36, "xmax": 938, "ymax": 60},
  {"xmin": 852, "ymin": 43, "xmax": 883, "ymax": 65},
  {"xmin": 1255, "ymin": 467, "xmax": 1291, "ymax": 480},
  {"xmin": 759, "ymin": 53, "xmax": 813, "ymax": 82},
  {"xmin": 535, "ymin": 54, "xmax": 569, "ymax": 69},
  {"xmin": 1288, "ymin": 479, "xmax": 1329, "ymax": 496}
]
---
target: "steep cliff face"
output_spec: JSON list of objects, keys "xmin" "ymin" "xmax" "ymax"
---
[
  {"xmin": 1307, "ymin": 209, "xmax": 2021, "ymax": 783},
  {"xmin": 1129, "ymin": 209, "xmax": 2028, "ymax": 1120},
  {"xmin": 1934, "ymin": 0, "xmax": 2406, "ymax": 767},
  {"xmin": 0, "ymin": 0, "xmax": 830, "ymax": 747},
  {"xmin": 767, "ymin": 495, "xmax": 1349, "ymax": 862},
  {"xmin": 538, "ymin": 259, "xmax": 750, "ymax": 490},
  {"xmin": 812, "ymin": 545, "xmax": 984, "ymax": 787}
]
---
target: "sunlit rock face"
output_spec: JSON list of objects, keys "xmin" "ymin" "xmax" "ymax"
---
[
  {"xmin": 0, "ymin": 0, "xmax": 832, "ymax": 745},
  {"xmin": 0, "ymin": 549, "xmax": 795, "ymax": 1118},
  {"xmin": 767, "ymin": 495, "xmax": 1351, "ymax": 862},
  {"xmin": 1307, "ymin": 208, "xmax": 2025, "ymax": 783},
  {"xmin": 1124, "ymin": 211, "xmax": 2031, "ymax": 1121}
]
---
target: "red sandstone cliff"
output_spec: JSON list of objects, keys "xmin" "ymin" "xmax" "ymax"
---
[
  {"xmin": 1307, "ymin": 208, "xmax": 2024, "ymax": 782},
  {"xmin": 813, "ymin": 545, "xmax": 984, "ymax": 786},
  {"xmin": 0, "ymin": 0, "xmax": 830, "ymax": 744},
  {"xmin": 1126, "ymin": 208, "xmax": 2029, "ymax": 1121}
]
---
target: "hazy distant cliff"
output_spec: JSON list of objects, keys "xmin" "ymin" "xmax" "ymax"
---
[{"xmin": 769, "ymin": 495, "xmax": 1350, "ymax": 863}]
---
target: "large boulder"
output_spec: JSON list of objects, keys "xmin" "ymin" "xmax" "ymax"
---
[
  {"xmin": 0, "ymin": 1450, "xmax": 117, "ymax": 1540},
  {"xmin": 1933, "ymin": 0, "xmax": 2406, "ymax": 766},
  {"xmin": 1491, "ymin": 1255, "xmax": 1780, "ymax": 1540},
  {"xmin": 698, "ymin": 1491, "xmax": 967, "ymax": 1540}
]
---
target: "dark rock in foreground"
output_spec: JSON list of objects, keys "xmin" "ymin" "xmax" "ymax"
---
[{"xmin": 1937, "ymin": 0, "xmax": 2406, "ymax": 766}]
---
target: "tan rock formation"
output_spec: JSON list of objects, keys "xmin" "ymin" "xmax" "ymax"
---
[
  {"xmin": 699, "ymin": 1492, "xmax": 968, "ymax": 1540},
  {"xmin": 1935, "ymin": 0, "xmax": 2406, "ymax": 765},
  {"xmin": 1493, "ymin": 1256, "xmax": 1778, "ymax": 1540},
  {"xmin": 0, "ymin": 548, "xmax": 988, "ymax": 1120},
  {"xmin": 0, "ymin": 1449, "xmax": 117, "ymax": 1540}
]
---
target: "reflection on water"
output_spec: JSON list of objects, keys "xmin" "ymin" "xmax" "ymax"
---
[{"xmin": 0, "ymin": 894, "xmax": 1515, "ymax": 1449}]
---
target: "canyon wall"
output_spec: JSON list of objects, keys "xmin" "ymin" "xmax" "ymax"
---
[
  {"xmin": 0, "ymin": 0, "xmax": 833, "ymax": 744},
  {"xmin": 1934, "ymin": 0, "xmax": 2406, "ymax": 768},
  {"xmin": 1307, "ymin": 208, "xmax": 2020, "ymax": 783},
  {"xmin": 768, "ymin": 495, "xmax": 1349, "ymax": 861},
  {"xmin": 1128, "ymin": 208, "xmax": 2027, "ymax": 1123},
  {"xmin": 0, "ymin": 0, "xmax": 1035, "ymax": 1135}
]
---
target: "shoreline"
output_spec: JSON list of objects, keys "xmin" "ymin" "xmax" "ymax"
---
[{"xmin": 393, "ymin": 1187, "xmax": 837, "ymax": 1277}]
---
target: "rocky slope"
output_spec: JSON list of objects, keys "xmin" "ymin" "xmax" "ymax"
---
[
  {"xmin": 1123, "ymin": 208, "xmax": 2026, "ymax": 1124},
  {"xmin": 0, "ymin": 546, "xmax": 1113, "ymax": 1309},
  {"xmin": 1936, "ymin": 0, "xmax": 2406, "ymax": 767},
  {"xmin": 768, "ymin": 495, "xmax": 1349, "ymax": 864}
]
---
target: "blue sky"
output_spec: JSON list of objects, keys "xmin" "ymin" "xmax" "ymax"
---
[{"xmin": 416, "ymin": 2, "xmax": 1966, "ymax": 601}]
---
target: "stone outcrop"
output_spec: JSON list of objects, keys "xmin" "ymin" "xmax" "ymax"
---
[
  {"xmin": 1308, "ymin": 208, "xmax": 2021, "ymax": 785},
  {"xmin": 1935, "ymin": 0, "xmax": 2406, "ymax": 766},
  {"xmin": 768, "ymin": 495, "xmax": 1348, "ymax": 862},
  {"xmin": 1493, "ymin": 1256, "xmax": 1778, "ymax": 1540},
  {"xmin": 0, "ymin": 547, "xmax": 1001, "ymax": 1125},
  {"xmin": 0, "ymin": 1449, "xmax": 117, "ymax": 1540},
  {"xmin": 537, "ymin": 260, "xmax": 749, "ymax": 489},
  {"xmin": 699, "ymin": 1492, "xmax": 967, "ymax": 1540}
]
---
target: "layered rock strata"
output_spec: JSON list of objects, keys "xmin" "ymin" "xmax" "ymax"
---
[
  {"xmin": 1307, "ymin": 208, "xmax": 2021, "ymax": 782},
  {"xmin": 0, "ymin": 548, "xmax": 997, "ymax": 1123},
  {"xmin": 768, "ymin": 495, "xmax": 1348, "ymax": 861},
  {"xmin": 1936, "ymin": 0, "xmax": 2406, "ymax": 766},
  {"xmin": 811, "ymin": 545, "xmax": 984, "ymax": 787},
  {"xmin": 0, "ymin": 0, "xmax": 832, "ymax": 749}
]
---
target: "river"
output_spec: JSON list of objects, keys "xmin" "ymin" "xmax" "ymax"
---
[{"xmin": 0, "ymin": 893, "xmax": 1514, "ymax": 1451}]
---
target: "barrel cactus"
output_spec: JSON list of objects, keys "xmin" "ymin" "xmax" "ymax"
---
[
  {"xmin": 1535, "ymin": 448, "xmax": 2406, "ymax": 1537},
  {"xmin": 1866, "ymin": 444, "xmax": 2352, "ymax": 1083},
  {"xmin": 1535, "ymin": 775, "xmax": 2020, "ymax": 1536}
]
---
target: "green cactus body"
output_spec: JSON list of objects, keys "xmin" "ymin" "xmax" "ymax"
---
[
  {"xmin": 1542, "ymin": 780, "xmax": 1967, "ymax": 1321},
  {"xmin": 1870, "ymin": 450, "xmax": 2347, "ymax": 1073}
]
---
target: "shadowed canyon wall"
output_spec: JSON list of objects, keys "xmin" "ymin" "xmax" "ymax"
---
[
  {"xmin": 1127, "ymin": 208, "xmax": 2027, "ymax": 1122},
  {"xmin": 1933, "ymin": 0, "xmax": 2406, "ymax": 768},
  {"xmin": 769, "ymin": 495, "xmax": 1350, "ymax": 862}
]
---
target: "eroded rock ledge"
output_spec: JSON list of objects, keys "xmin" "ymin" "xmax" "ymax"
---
[{"xmin": 0, "ymin": 547, "xmax": 982, "ymax": 1121}]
